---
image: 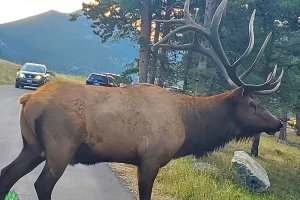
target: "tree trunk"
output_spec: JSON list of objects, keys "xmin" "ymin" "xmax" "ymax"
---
[
  {"xmin": 157, "ymin": 0, "xmax": 173, "ymax": 87},
  {"xmin": 250, "ymin": 134, "xmax": 261, "ymax": 157},
  {"xmin": 183, "ymin": 78, "xmax": 188, "ymax": 92},
  {"xmin": 157, "ymin": 51, "xmax": 168, "ymax": 87},
  {"xmin": 148, "ymin": 4, "xmax": 161, "ymax": 84},
  {"xmin": 139, "ymin": 0, "xmax": 151, "ymax": 83},
  {"xmin": 296, "ymin": 113, "xmax": 300, "ymax": 136},
  {"xmin": 195, "ymin": 0, "xmax": 216, "ymax": 95},
  {"xmin": 279, "ymin": 106, "xmax": 288, "ymax": 141},
  {"xmin": 202, "ymin": 0, "xmax": 216, "ymax": 46},
  {"xmin": 200, "ymin": 0, "xmax": 216, "ymax": 64}
]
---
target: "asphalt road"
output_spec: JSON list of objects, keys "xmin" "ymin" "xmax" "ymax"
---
[{"xmin": 0, "ymin": 85, "xmax": 135, "ymax": 200}]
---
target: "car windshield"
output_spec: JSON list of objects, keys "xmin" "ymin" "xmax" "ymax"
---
[
  {"xmin": 89, "ymin": 74, "xmax": 107, "ymax": 82},
  {"xmin": 21, "ymin": 64, "xmax": 46, "ymax": 73}
]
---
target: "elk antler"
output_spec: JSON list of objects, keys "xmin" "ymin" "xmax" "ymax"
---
[{"xmin": 152, "ymin": 0, "xmax": 284, "ymax": 95}]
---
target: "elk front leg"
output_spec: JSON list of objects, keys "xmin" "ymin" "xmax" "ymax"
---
[
  {"xmin": 0, "ymin": 145, "xmax": 44, "ymax": 200},
  {"xmin": 137, "ymin": 161, "xmax": 160, "ymax": 200}
]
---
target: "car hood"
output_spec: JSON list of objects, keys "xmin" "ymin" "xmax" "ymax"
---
[{"xmin": 20, "ymin": 71, "xmax": 46, "ymax": 75}]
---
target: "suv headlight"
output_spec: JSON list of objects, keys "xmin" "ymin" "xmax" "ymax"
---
[
  {"xmin": 35, "ymin": 75, "xmax": 43, "ymax": 80},
  {"xmin": 18, "ymin": 73, "xmax": 25, "ymax": 78}
]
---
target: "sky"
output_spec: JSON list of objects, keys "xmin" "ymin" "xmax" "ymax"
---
[{"xmin": 0, "ymin": 0, "xmax": 93, "ymax": 24}]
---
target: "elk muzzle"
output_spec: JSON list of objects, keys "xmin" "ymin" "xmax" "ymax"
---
[{"xmin": 265, "ymin": 120, "xmax": 283, "ymax": 135}]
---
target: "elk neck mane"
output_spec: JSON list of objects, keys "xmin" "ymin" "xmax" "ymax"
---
[{"xmin": 173, "ymin": 90, "xmax": 243, "ymax": 158}]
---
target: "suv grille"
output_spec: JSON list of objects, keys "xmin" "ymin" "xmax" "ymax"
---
[{"xmin": 24, "ymin": 74, "xmax": 37, "ymax": 79}]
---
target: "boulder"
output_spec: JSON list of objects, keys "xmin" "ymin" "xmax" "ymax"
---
[{"xmin": 231, "ymin": 151, "xmax": 270, "ymax": 193}]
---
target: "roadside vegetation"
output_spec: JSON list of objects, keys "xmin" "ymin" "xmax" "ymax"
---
[
  {"xmin": 0, "ymin": 59, "xmax": 20, "ymax": 85},
  {"xmin": 111, "ymin": 131, "xmax": 300, "ymax": 200},
  {"xmin": 1, "ymin": 59, "xmax": 299, "ymax": 199}
]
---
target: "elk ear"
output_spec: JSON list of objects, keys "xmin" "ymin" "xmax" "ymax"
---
[{"xmin": 229, "ymin": 86, "xmax": 245, "ymax": 102}]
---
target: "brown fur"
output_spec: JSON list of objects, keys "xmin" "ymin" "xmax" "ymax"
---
[
  {"xmin": 19, "ymin": 93, "xmax": 31, "ymax": 105},
  {"xmin": 0, "ymin": 81, "xmax": 282, "ymax": 200}
]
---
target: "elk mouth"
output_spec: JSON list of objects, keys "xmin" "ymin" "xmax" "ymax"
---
[{"xmin": 265, "ymin": 121, "xmax": 283, "ymax": 135}]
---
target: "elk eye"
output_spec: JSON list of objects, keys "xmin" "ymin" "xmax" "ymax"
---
[{"xmin": 249, "ymin": 102, "xmax": 256, "ymax": 110}]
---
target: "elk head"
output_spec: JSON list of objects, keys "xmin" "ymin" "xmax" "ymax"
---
[{"xmin": 152, "ymin": 0, "xmax": 283, "ymax": 136}]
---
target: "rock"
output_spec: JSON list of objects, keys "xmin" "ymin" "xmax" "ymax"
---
[
  {"xmin": 231, "ymin": 151, "xmax": 270, "ymax": 193},
  {"xmin": 193, "ymin": 161, "xmax": 219, "ymax": 172}
]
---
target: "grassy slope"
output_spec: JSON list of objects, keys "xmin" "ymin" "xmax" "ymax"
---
[
  {"xmin": 0, "ymin": 59, "xmax": 21, "ymax": 84},
  {"xmin": 1, "ymin": 59, "xmax": 300, "ymax": 200}
]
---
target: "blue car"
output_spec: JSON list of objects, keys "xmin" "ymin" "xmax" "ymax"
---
[{"xmin": 85, "ymin": 73, "xmax": 115, "ymax": 87}]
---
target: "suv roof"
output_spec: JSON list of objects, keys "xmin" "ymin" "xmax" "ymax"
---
[
  {"xmin": 89, "ymin": 73, "xmax": 115, "ymax": 79},
  {"xmin": 23, "ymin": 62, "xmax": 47, "ymax": 68},
  {"xmin": 89, "ymin": 73, "xmax": 106, "ymax": 76},
  {"xmin": 103, "ymin": 72, "xmax": 120, "ymax": 77}
]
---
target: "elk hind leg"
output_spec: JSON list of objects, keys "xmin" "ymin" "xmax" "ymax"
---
[
  {"xmin": 0, "ymin": 141, "xmax": 44, "ymax": 199},
  {"xmin": 34, "ymin": 142, "xmax": 76, "ymax": 200}
]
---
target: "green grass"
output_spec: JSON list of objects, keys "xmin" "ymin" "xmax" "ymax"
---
[
  {"xmin": 0, "ymin": 59, "xmax": 20, "ymax": 84},
  {"xmin": 53, "ymin": 73, "xmax": 86, "ymax": 83},
  {"xmin": 153, "ymin": 133, "xmax": 300, "ymax": 200},
  {"xmin": 285, "ymin": 131, "xmax": 300, "ymax": 144},
  {"xmin": 0, "ymin": 59, "xmax": 87, "ymax": 84}
]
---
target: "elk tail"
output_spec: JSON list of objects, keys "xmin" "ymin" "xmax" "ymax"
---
[
  {"xmin": 19, "ymin": 93, "xmax": 32, "ymax": 106},
  {"xmin": 19, "ymin": 93, "xmax": 38, "ymax": 148}
]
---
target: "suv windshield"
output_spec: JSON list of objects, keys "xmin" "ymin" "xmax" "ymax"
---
[
  {"xmin": 21, "ymin": 64, "xmax": 46, "ymax": 73},
  {"xmin": 88, "ymin": 74, "xmax": 108, "ymax": 83}
]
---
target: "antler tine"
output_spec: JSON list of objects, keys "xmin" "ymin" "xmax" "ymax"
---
[
  {"xmin": 258, "ymin": 68, "xmax": 284, "ymax": 89},
  {"xmin": 152, "ymin": 0, "xmax": 209, "ymax": 50},
  {"xmin": 253, "ymin": 69, "xmax": 284, "ymax": 95},
  {"xmin": 152, "ymin": 0, "xmax": 191, "ymax": 50},
  {"xmin": 157, "ymin": 32, "xmax": 219, "ymax": 63},
  {"xmin": 209, "ymin": 0, "xmax": 230, "ymax": 67},
  {"xmin": 255, "ymin": 82, "xmax": 281, "ymax": 95},
  {"xmin": 264, "ymin": 64, "xmax": 278, "ymax": 83},
  {"xmin": 266, "ymin": 68, "xmax": 284, "ymax": 89},
  {"xmin": 233, "ymin": 10, "xmax": 256, "ymax": 72},
  {"xmin": 245, "ymin": 69, "xmax": 275, "ymax": 88},
  {"xmin": 152, "ymin": 25, "xmax": 196, "ymax": 50},
  {"xmin": 244, "ymin": 65, "xmax": 283, "ymax": 93},
  {"xmin": 239, "ymin": 32, "xmax": 272, "ymax": 80}
]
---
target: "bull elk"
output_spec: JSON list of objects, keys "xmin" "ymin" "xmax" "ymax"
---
[{"xmin": 0, "ymin": 0, "xmax": 283, "ymax": 199}]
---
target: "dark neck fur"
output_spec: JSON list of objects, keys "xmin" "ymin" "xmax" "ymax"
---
[{"xmin": 174, "ymin": 94, "xmax": 241, "ymax": 159}]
